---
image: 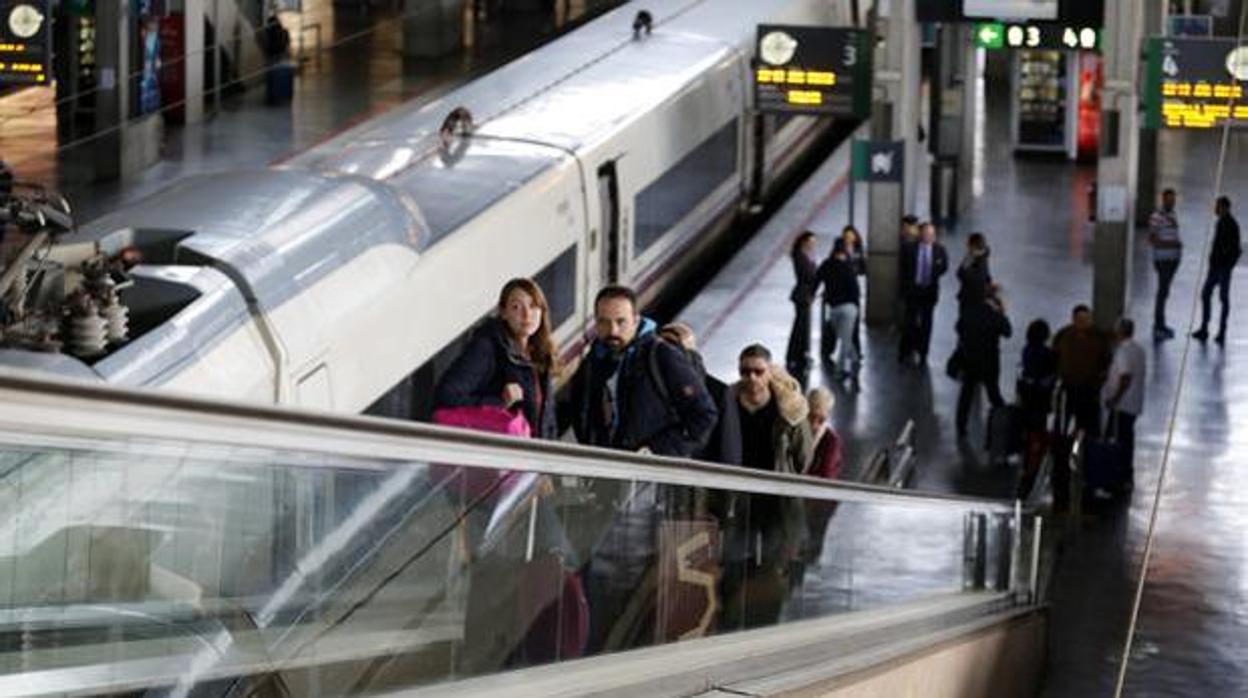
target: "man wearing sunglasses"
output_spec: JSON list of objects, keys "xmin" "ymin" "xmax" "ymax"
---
[
  {"xmin": 730, "ymin": 345, "xmax": 814, "ymax": 475},
  {"xmin": 720, "ymin": 345, "xmax": 814, "ymax": 628}
]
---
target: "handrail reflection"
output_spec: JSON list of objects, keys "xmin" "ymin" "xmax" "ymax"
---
[{"xmin": 0, "ymin": 370, "xmax": 1018, "ymax": 513}]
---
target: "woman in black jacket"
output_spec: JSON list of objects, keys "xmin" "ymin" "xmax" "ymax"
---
[
  {"xmin": 435, "ymin": 278, "xmax": 561, "ymax": 439},
  {"xmin": 785, "ymin": 232, "xmax": 820, "ymax": 377},
  {"xmin": 817, "ymin": 238, "xmax": 861, "ymax": 382},
  {"xmin": 954, "ymin": 286, "xmax": 1012, "ymax": 439}
]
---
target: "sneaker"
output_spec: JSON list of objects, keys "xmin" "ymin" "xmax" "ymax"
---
[
  {"xmin": 1153, "ymin": 327, "xmax": 1169, "ymax": 342},
  {"xmin": 1192, "ymin": 329, "xmax": 1210, "ymax": 342},
  {"xmin": 1215, "ymin": 334, "xmax": 1226, "ymax": 345},
  {"xmin": 1162, "ymin": 326, "xmax": 1176, "ymax": 338}
]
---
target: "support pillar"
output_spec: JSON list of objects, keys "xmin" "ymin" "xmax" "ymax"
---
[
  {"xmin": 185, "ymin": 0, "xmax": 206, "ymax": 125},
  {"xmin": 865, "ymin": 0, "xmax": 923, "ymax": 327},
  {"xmin": 930, "ymin": 24, "xmax": 973, "ymax": 228},
  {"xmin": 1093, "ymin": 0, "xmax": 1144, "ymax": 330},
  {"xmin": 403, "ymin": 0, "xmax": 465, "ymax": 58},
  {"xmin": 93, "ymin": 0, "xmax": 129, "ymax": 181},
  {"xmin": 1134, "ymin": 0, "xmax": 1167, "ymax": 225},
  {"xmin": 957, "ymin": 27, "xmax": 980, "ymax": 217}
]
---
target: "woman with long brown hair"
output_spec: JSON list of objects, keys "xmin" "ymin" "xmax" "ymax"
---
[{"xmin": 435, "ymin": 277, "xmax": 561, "ymax": 439}]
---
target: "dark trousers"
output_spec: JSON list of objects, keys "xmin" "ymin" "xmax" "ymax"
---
[
  {"xmin": 1154, "ymin": 260, "xmax": 1179, "ymax": 330},
  {"xmin": 900, "ymin": 293, "xmax": 937, "ymax": 360},
  {"xmin": 956, "ymin": 366, "xmax": 1004, "ymax": 435},
  {"xmin": 1106, "ymin": 410, "xmax": 1137, "ymax": 482},
  {"xmin": 786, "ymin": 300, "xmax": 812, "ymax": 370},
  {"xmin": 1199, "ymin": 265, "xmax": 1234, "ymax": 336},
  {"xmin": 1061, "ymin": 384, "xmax": 1101, "ymax": 438}
]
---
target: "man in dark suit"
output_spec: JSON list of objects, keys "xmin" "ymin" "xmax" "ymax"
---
[
  {"xmin": 898, "ymin": 222, "xmax": 949, "ymax": 365},
  {"xmin": 1192, "ymin": 196, "xmax": 1241, "ymax": 345}
]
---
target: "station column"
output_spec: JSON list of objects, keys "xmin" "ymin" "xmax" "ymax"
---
[
  {"xmin": 928, "ymin": 23, "xmax": 979, "ymax": 225},
  {"xmin": 1133, "ymin": 1, "xmax": 1167, "ymax": 226},
  {"xmin": 865, "ymin": 0, "xmax": 922, "ymax": 326},
  {"xmin": 1092, "ymin": 0, "xmax": 1144, "ymax": 329}
]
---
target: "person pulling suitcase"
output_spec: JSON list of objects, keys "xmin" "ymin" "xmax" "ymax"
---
[{"xmin": 1087, "ymin": 317, "xmax": 1146, "ymax": 499}]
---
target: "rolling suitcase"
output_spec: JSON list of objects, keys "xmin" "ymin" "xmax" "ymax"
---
[
  {"xmin": 265, "ymin": 61, "xmax": 296, "ymax": 105},
  {"xmin": 1083, "ymin": 414, "xmax": 1130, "ymax": 497},
  {"xmin": 820, "ymin": 302, "xmax": 837, "ymax": 362}
]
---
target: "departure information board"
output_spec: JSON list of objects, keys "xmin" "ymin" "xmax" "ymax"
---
[
  {"xmin": 754, "ymin": 25, "xmax": 872, "ymax": 118},
  {"xmin": 0, "ymin": 1, "xmax": 50, "ymax": 86},
  {"xmin": 1143, "ymin": 37, "xmax": 1248, "ymax": 129},
  {"xmin": 972, "ymin": 21, "xmax": 1101, "ymax": 51}
]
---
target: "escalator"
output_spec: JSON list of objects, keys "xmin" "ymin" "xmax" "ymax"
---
[{"xmin": 0, "ymin": 373, "xmax": 1044, "ymax": 696}]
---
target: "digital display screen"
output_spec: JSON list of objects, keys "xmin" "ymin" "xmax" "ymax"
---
[
  {"xmin": 965, "ymin": 0, "xmax": 1058, "ymax": 21},
  {"xmin": 973, "ymin": 21, "xmax": 1100, "ymax": 51},
  {"xmin": 0, "ymin": 1, "xmax": 51, "ymax": 86},
  {"xmin": 753, "ymin": 25, "xmax": 872, "ymax": 118},
  {"xmin": 1144, "ymin": 37, "xmax": 1248, "ymax": 129}
]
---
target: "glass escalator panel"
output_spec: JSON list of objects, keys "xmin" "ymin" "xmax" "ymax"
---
[{"xmin": 0, "ymin": 397, "xmax": 1026, "ymax": 696}]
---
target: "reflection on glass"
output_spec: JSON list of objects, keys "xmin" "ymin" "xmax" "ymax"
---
[{"xmin": 0, "ymin": 438, "xmax": 1018, "ymax": 695}]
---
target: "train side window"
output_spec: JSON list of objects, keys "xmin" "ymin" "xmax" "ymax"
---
[
  {"xmin": 597, "ymin": 162, "xmax": 621, "ymax": 285},
  {"xmin": 633, "ymin": 119, "xmax": 739, "ymax": 256},
  {"xmin": 533, "ymin": 244, "xmax": 577, "ymax": 329}
]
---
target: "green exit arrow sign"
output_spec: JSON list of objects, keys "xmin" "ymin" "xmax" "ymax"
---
[{"xmin": 974, "ymin": 22, "xmax": 1005, "ymax": 49}]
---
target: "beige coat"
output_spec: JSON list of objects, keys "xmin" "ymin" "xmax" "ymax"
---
[{"xmin": 731, "ymin": 365, "xmax": 815, "ymax": 475}]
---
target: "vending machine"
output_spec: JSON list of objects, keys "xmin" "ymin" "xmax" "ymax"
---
[{"xmin": 1011, "ymin": 49, "xmax": 1079, "ymax": 157}]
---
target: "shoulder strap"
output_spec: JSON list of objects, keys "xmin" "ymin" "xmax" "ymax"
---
[{"xmin": 647, "ymin": 340, "xmax": 671, "ymax": 404}]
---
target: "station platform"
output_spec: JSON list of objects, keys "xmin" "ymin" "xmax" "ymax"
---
[
  {"xmin": 677, "ymin": 84, "xmax": 1248, "ymax": 695},
  {"xmin": 0, "ymin": 0, "xmax": 619, "ymax": 222}
]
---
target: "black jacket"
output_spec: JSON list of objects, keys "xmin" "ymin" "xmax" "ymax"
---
[
  {"xmin": 1211, "ymin": 214, "xmax": 1242, "ymax": 270},
  {"xmin": 956, "ymin": 300, "xmax": 1012, "ymax": 376},
  {"xmin": 899, "ymin": 241, "xmax": 949, "ymax": 300},
  {"xmin": 789, "ymin": 251, "xmax": 819, "ymax": 304},
  {"xmin": 1018, "ymin": 342, "xmax": 1058, "ymax": 427},
  {"xmin": 562, "ymin": 324, "xmax": 718, "ymax": 457},
  {"xmin": 817, "ymin": 255, "xmax": 860, "ymax": 307},
  {"xmin": 435, "ymin": 318, "xmax": 557, "ymax": 439},
  {"xmin": 956, "ymin": 254, "xmax": 992, "ymax": 309}
]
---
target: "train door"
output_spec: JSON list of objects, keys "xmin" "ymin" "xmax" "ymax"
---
[{"xmin": 596, "ymin": 161, "xmax": 622, "ymax": 287}]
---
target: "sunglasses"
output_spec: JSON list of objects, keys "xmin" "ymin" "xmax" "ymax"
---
[{"xmin": 739, "ymin": 366, "xmax": 767, "ymax": 377}]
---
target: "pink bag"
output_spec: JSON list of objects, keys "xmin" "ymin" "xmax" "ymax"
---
[
  {"xmin": 431, "ymin": 406, "xmax": 532, "ymax": 501},
  {"xmin": 433, "ymin": 405, "xmax": 533, "ymax": 438}
]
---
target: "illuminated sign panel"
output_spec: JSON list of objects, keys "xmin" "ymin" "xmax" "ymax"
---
[
  {"xmin": 0, "ymin": 1, "xmax": 50, "ymax": 86},
  {"xmin": 916, "ymin": 0, "xmax": 1103, "ymax": 25},
  {"xmin": 1144, "ymin": 37, "xmax": 1248, "ymax": 130},
  {"xmin": 754, "ymin": 25, "xmax": 872, "ymax": 118},
  {"xmin": 973, "ymin": 21, "xmax": 1101, "ymax": 51}
]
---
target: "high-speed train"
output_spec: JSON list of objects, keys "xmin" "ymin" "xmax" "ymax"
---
[{"xmin": 0, "ymin": 0, "xmax": 867, "ymax": 417}]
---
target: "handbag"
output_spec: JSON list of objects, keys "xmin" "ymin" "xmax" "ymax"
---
[
  {"xmin": 945, "ymin": 345, "xmax": 965, "ymax": 381},
  {"xmin": 431, "ymin": 405, "xmax": 532, "ymax": 501},
  {"xmin": 433, "ymin": 404, "xmax": 532, "ymax": 437}
]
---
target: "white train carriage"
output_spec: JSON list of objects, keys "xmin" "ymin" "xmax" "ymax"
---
[{"xmin": 0, "ymin": 0, "xmax": 863, "ymax": 415}]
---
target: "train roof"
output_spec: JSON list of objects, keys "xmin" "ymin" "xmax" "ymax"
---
[
  {"xmin": 289, "ymin": 0, "xmax": 819, "ymax": 241},
  {"xmin": 75, "ymin": 170, "xmax": 423, "ymax": 312}
]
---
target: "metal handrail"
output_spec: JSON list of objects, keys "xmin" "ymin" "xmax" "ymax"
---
[
  {"xmin": 0, "ymin": 370, "xmax": 1015, "ymax": 514},
  {"xmin": 886, "ymin": 419, "xmax": 918, "ymax": 488}
]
